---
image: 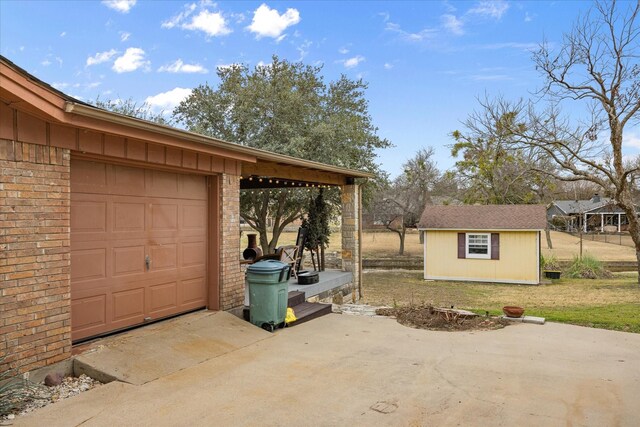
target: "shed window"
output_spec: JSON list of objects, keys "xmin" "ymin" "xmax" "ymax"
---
[{"xmin": 466, "ymin": 233, "xmax": 490, "ymax": 259}]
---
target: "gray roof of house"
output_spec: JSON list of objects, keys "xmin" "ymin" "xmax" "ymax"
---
[
  {"xmin": 551, "ymin": 198, "xmax": 613, "ymax": 214},
  {"xmin": 418, "ymin": 205, "xmax": 547, "ymax": 230}
]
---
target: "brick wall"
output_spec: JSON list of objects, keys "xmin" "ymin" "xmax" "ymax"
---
[
  {"xmin": 341, "ymin": 184, "xmax": 361, "ymax": 297},
  {"xmin": 0, "ymin": 140, "xmax": 71, "ymax": 374},
  {"xmin": 219, "ymin": 173, "xmax": 244, "ymax": 311}
]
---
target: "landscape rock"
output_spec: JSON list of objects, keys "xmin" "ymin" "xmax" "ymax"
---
[{"xmin": 44, "ymin": 372, "xmax": 64, "ymax": 387}]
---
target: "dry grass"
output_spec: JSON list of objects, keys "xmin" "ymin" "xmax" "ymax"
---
[
  {"xmin": 543, "ymin": 231, "xmax": 637, "ymax": 261},
  {"xmin": 267, "ymin": 229, "xmax": 637, "ymax": 261},
  {"xmin": 362, "ymin": 270, "xmax": 640, "ymax": 332}
]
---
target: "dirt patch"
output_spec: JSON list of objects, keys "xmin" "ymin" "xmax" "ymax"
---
[{"xmin": 376, "ymin": 305, "xmax": 511, "ymax": 331}]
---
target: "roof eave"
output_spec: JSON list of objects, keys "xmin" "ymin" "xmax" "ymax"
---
[{"xmin": 64, "ymin": 102, "xmax": 373, "ymax": 180}]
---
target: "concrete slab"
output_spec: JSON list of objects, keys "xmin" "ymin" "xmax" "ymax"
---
[
  {"xmin": 15, "ymin": 315, "xmax": 640, "ymax": 426},
  {"xmin": 74, "ymin": 311, "xmax": 271, "ymax": 385}
]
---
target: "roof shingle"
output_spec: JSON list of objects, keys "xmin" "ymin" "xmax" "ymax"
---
[{"xmin": 418, "ymin": 205, "xmax": 547, "ymax": 230}]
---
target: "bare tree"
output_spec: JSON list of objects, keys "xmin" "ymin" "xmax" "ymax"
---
[
  {"xmin": 372, "ymin": 148, "xmax": 440, "ymax": 255},
  {"xmin": 503, "ymin": 0, "xmax": 640, "ymax": 283}
]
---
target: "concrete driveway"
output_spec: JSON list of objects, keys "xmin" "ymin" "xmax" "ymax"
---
[{"xmin": 16, "ymin": 313, "xmax": 640, "ymax": 426}]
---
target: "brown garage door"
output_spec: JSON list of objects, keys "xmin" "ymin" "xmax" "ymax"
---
[{"xmin": 70, "ymin": 159, "xmax": 208, "ymax": 341}]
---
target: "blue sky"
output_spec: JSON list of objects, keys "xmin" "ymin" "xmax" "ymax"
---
[{"xmin": 2, "ymin": 0, "xmax": 636, "ymax": 177}]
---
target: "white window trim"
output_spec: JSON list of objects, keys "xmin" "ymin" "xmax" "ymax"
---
[{"xmin": 466, "ymin": 233, "xmax": 491, "ymax": 259}]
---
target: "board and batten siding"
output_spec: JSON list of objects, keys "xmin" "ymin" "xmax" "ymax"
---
[{"xmin": 424, "ymin": 230, "xmax": 540, "ymax": 284}]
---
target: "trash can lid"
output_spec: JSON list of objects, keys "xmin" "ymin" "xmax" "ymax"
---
[{"xmin": 246, "ymin": 259, "xmax": 289, "ymax": 274}]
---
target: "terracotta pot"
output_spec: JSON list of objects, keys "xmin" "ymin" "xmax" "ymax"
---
[
  {"xmin": 503, "ymin": 306, "xmax": 524, "ymax": 318},
  {"xmin": 243, "ymin": 233, "xmax": 263, "ymax": 260}
]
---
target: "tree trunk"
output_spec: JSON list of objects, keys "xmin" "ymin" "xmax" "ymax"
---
[
  {"xmin": 545, "ymin": 229, "xmax": 553, "ymax": 249},
  {"xmin": 320, "ymin": 245, "xmax": 325, "ymax": 271},
  {"xmin": 398, "ymin": 228, "xmax": 406, "ymax": 255}
]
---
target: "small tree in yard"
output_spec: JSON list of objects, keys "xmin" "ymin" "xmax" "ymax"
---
[
  {"xmin": 461, "ymin": 1, "xmax": 640, "ymax": 285},
  {"xmin": 302, "ymin": 189, "xmax": 331, "ymax": 271}
]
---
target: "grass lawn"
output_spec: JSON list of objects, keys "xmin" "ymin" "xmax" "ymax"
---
[{"xmin": 362, "ymin": 270, "xmax": 640, "ymax": 333}]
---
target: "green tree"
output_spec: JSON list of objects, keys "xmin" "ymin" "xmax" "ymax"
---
[
  {"xmin": 173, "ymin": 56, "xmax": 389, "ymax": 253},
  {"xmin": 301, "ymin": 189, "xmax": 330, "ymax": 271},
  {"xmin": 450, "ymin": 108, "xmax": 555, "ymax": 205}
]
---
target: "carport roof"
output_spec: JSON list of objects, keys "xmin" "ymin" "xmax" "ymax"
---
[{"xmin": 1, "ymin": 55, "xmax": 373, "ymax": 184}]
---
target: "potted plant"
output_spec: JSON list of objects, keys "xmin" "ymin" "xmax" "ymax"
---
[{"xmin": 541, "ymin": 254, "xmax": 562, "ymax": 279}]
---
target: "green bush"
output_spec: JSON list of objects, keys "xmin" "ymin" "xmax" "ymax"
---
[
  {"xmin": 565, "ymin": 253, "xmax": 612, "ymax": 279},
  {"xmin": 541, "ymin": 253, "xmax": 561, "ymax": 271}
]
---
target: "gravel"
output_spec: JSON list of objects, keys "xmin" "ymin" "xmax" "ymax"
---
[{"xmin": 1, "ymin": 374, "xmax": 101, "ymax": 422}]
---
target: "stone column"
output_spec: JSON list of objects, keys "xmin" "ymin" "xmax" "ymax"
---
[
  {"xmin": 341, "ymin": 183, "xmax": 361, "ymax": 300},
  {"xmin": 219, "ymin": 173, "xmax": 244, "ymax": 313}
]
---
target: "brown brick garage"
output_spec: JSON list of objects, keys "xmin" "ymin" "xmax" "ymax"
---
[{"xmin": 1, "ymin": 56, "xmax": 369, "ymax": 374}]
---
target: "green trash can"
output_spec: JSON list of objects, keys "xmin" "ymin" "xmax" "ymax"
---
[{"xmin": 247, "ymin": 260, "xmax": 291, "ymax": 332}]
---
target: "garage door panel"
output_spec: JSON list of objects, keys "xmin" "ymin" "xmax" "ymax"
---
[
  {"xmin": 71, "ymin": 295, "xmax": 107, "ymax": 332},
  {"xmin": 181, "ymin": 277, "xmax": 207, "ymax": 305},
  {"xmin": 183, "ymin": 204, "xmax": 207, "ymax": 230},
  {"xmin": 148, "ymin": 281, "xmax": 178, "ymax": 314},
  {"xmin": 112, "ymin": 288, "xmax": 145, "ymax": 322},
  {"xmin": 180, "ymin": 174, "xmax": 208, "ymax": 200},
  {"xmin": 71, "ymin": 201, "xmax": 107, "ymax": 232},
  {"xmin": 71, "ymin": 248, "xmax": 107, "ymax": 282},
  {"xmin": 71, "ymin": 160, "xmax": 107, "ymax": 193},
  {"xmin": 71, "ymin": 159, "xmax": 209, "ymax": 341},
  {"xmin": 182, "ymin": 241, "xmax": 206, "ymax": 267},
  {"xmin": 150, "ymin": 203, "xmax": 178, "ymax": 230},
  {"xmin": 113, "ymin": 245, "xmax": 145, "ymax": 276},
  {"xmin": 147, "ymin": 169, "xmax": 180, "ymax": 198},
  {"xmin": 114, "ymin": 202, "xmax": 145, "ymax": 231},
  {"xmin": 112, "ymin": 165, "xmax": 145, "ymax": 196},
  {"xmin": 149, "ymin": 244, "xmax": 177, "ymax": 270}
]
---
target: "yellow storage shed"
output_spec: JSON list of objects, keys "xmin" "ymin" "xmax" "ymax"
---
[{"xmin": 418, "ymin": 205, "xmax": 547, "ymax": 285}]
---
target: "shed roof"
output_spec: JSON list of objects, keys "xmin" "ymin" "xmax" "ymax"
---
[{"xmin": 418, "ymin": 204, "xmax": 547, "ymax": 230}]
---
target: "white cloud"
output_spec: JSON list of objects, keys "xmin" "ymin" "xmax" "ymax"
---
[
  {"xmin": 297, "ymin": 40, "xmax": 312, "ymax": 60},
  {"xmin": 247, "ymin": 4, "xmax": 300, "ymax": 39},
  {"xmin": 441, "ymin": 14, "xmax": 464, "ymax": 35},
  {"xmin": 385, "ymin": 22, "xmax": 437, "ymax": 43},
  {"xmin": 162, "ymin": 3, "xmax": 197, "ymax": 29},
  {"xmin": 469, "ymin": 1, "xmax": 509, "ymax": 19},
  {"xmin": 87, "ymin": 49, "xmax": 118, "ymax": 66},
  {"xmin": 341, "ymin": 55, "xmax": 365, "ymax": 69},
  {"xmin": 120, "ymin": 31, "xmax": 131, "ymax": 42},
  {"xmin": 112, "ymin": 48, "xmax": 149, "ymax": 73},
  {"xmin": 524, "ymin": 12, "xmax": 534, "ymax": 22},
  {"xmin": 102, "ymin": 0, "xmax": 136, "ymax": 14},
  {"xmin": 184, "ymin": 10, "xmax": 231, "ymax": 36},
  {"xmin": 60, "ymin": 31, "xmax": 66, "ymax": 37},
  {"xmin": 384, "ymin": 62, "xmax": 393, "ymax": 70},
  {"xmin": 145, "ymin": 87, "xmax": 192, "ymax": 113},
  {"xmin": 163, "ymin": 4, "xmax": 230, "ymax": 37},
  {"xmin": 338, "ymin": 47, "xmax": 349, "ymax": 55},
  {"xmin": 623, "ymin": 131, "xmax": 640, "ymax": 149},
  {"xmin": 480, "ymin": 42, "xmax": 538, "ymax": 51},
  {"xmin": 158, "ymin": 59, "xmax": 208, "ymax": 74},
  {"xmin": 41, "ymin": 59, "xmax": 52, "ymax": 66}
]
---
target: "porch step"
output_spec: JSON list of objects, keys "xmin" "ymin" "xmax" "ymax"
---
[
  {"xmin": 242, "ymin": 291, "xmax": 332, "ymax": 326},
  {"xmin": 288, "ymin": 301, "xmax": 332, "ymax": 326},
  {"xmin": 288, "ymin": 291, "xmax": 305, "ymax": 307}
]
